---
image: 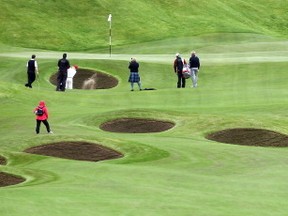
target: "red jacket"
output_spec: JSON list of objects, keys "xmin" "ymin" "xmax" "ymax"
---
[{"xmin": 33, "ymin": 101, "xmax": 49, "ymax": 120}]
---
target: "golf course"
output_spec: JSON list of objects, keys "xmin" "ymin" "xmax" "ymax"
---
[{"xmin": 1, "ymin": 1, "xmax": 288, "ymax": 215}]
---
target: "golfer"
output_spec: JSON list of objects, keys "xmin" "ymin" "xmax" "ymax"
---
[
  {"xmin": 128, "ymin": 58, "xmax": 142, "ymax": 91},
  {"xmin": 66, "ymin": 65, "xmax": 78, "ymax": 89}
]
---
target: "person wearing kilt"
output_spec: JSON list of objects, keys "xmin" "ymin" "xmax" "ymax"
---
[{"xmin": 128, "ymin": 58, "xmax": 142, "ymax": 91}]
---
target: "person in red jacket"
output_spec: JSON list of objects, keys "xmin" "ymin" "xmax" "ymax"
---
[{"xmin": 33, "ymin": 101, "xmax": 53, "ymax": 134}]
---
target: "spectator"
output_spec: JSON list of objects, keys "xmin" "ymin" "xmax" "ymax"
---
[
  {"xmin": 189, "ymin": 51, "xmax": 200, "ymax": 88},
  {"xmin": 33, "ymin": 100, "xmax": 53, "ymax": 134},
  {"xmin": 173, "ymin": 53, "xmax": 186, "ymax": 88},
  {"xmin": 25, "ymin": 54, "xmax": 38, "ymax": 88},
  {"xmin": 56, "ymin": 53, "xmax": 70, "ymax": 91}
]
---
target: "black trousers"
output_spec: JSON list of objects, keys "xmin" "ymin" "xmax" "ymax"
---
[
  {"xmin": 56, "ymin": 71, "xmax": 67, "ymax": 91},
  {"xmin": 177, "ymin": 72, "xmax": 185, "ymax": 88},
  {"xmin": 36, "ymin": 119, "xmax": 51, "ymax": 134},
  {"xmin": 26, "ymin": 71, "xmax": 36, "ymax": 88}
]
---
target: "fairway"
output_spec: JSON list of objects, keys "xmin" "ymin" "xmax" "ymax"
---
[{"xmin": 1, "ymin": 1, "xmax": 288, "ymax": 216}]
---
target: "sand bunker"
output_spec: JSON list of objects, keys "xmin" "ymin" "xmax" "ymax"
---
[
  {"xmin": 206, "ymin": 128, "xmax": 288, "ymax": 147},
  {"xmin": 100, "ymin": 118, "xmax": 175, "ymax": 133},
  {"xmin": 2, "ymin": 142, "xmax": 122, "ymax": 187},
  {"xmin": 4, "ymin": 127, "xmax": 286, "ymax": 187},
  {"xmin": 0, "ymin": 172, "xmax": 25, "ymax": 187},
  {"xmin": 24, "ymin": 141, "xmax": 123, "ymax": 162},
  {"xmin": 50, "ymin": 68, "xmax": 118, "ymax": 89}
]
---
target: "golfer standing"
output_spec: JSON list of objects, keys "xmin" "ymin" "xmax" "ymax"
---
[
  {"xmin": 128, "ymin": 58, "xmax": 142, "ymax": 91},
  {"xmin": 56, "ymin": 53, "xmax": 70, "ymax": 91},
  {"xmin": 25, "ymin": 54, "xmax": 38, "ymax": 88},
  {"xmin": 66, "ymin": 65, "xmax": 78, "ymax": 89},
  {"xmin": 189, "ymin": 51, "xmax": 200, "ymax": 88}
]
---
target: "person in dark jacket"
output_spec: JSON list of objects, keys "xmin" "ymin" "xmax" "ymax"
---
[
  {"xmin": 189, "ymin": 51, "xmax": 200, "ymax": 88},
  {"xmin": 128, "ymin": 58, "xmax": 142, "ymax": 91},
  {"xmin": 25, "ymin": 54, "xmax": 38, "ymax": 88},
  {"xmin": 56, "ymin": 53, "xmax": 70, "ymax": 91},
  {"xmin": 173, "ymin": 53, "xmax": 186, "ymax": 88},
  {"xmin": 33, "ymin": 100, "xmax": 53, "ymax": 134}
]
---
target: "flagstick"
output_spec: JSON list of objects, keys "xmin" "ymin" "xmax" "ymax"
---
[
  {"xmin": 109, "ymin": 24, "xmax": 112, "ymax": 57},
  {"xmin": 108, "ymin": 14, "xmax": 112, "ymax": 57}
]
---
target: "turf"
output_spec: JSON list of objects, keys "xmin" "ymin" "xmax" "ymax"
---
[{"xmin": 1, "ymin": 0, "xmax": 288, "ymax": 216}]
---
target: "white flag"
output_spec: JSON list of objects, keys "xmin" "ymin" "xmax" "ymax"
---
[{"xmin": 107, "ymin": 14, "xmax": 112, "ymax": 22}]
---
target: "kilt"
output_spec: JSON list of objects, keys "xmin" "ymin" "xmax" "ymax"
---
[{"xmin": 128, "ymin": 72, "xmax": 140, "ymax": 83}]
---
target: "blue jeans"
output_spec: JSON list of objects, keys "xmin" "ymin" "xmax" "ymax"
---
[{"xmin": 190, "ymin": 68, "xmax": 199, "ymax": 87}]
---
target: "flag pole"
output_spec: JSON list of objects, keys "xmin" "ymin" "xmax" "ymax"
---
[{"xmin": 108, "ymin": 14, "xmax": 112, "ymax": 57}]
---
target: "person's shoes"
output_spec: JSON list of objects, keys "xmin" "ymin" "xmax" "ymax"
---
[
  {"xmin": 48, "ymin": 131, "xmax": 53, "ymax": 134},
  {"xmin": 131, "ymin": 89, "xmax": 134, "ymax": 91},
  {"xmin": 25, "ymin": 83, "xmax": 29, "ymax": 87},
  {"xmin": 140, "ymin": 89, "xmax": 142, "ymax": 91}
]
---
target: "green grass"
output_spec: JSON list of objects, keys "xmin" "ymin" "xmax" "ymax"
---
[
  {"xmin": 0, "ymin": 0, "xmax": 288, "ymax": 51},
  {"xmin": 1, "ymin": 1, "xmax": 288, "ymax": 216}
]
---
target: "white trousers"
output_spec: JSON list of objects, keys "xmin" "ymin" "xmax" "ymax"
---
[{"xmin": 66, "ymin": 77, "xmax": 73, "ymax": 89}]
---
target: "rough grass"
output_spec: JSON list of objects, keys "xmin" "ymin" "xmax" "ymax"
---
[{"xmin": 0, "ymin": 0, "xmax": 288, "ymax": 51}]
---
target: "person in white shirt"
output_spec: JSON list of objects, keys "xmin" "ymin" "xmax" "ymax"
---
[
  {"xmin": 66, "ymin": 65, "xmax": 78, "ymax": 89},
  {"xmin": 25, "ymin": 54, "xmax": 38, "ymax": 88}
]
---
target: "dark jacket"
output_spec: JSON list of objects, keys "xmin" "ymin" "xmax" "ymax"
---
[
  {"xmin": 58, "ymin": 58, "xmax": 70, "ymax": 72},
  {"xmin": 128, "ymin": 61, "xmax": 139, "ymax": 72},
  {"xmin": 174, "ymin": 57, "xmax": 186, "ymax": 73},
  {"xmin": 27, "ymin": 59, "xmax": 36, "ymax": 73},
  {"xmin": 189, "ymin": 56, "xmax": 200, "ymax": 69}
]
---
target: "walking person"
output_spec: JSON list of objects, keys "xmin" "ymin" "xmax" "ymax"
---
[
  {"xmin": 173, "ymin": 53, "xmax": 186, "ymax": 88},
  {"xmin": 189, "ymin": 51, "xmax": 200, "ymax": 88},
  {"xmin": 56, "ymin": 53, "xmax": 70, "ymax": 91},
  {"xmin": 128, "ymin": 57, "xmax": 142, "ymax": 91},
  {"xmin": 25, "ymin": 54, "xmax": 38, "ymax": 88},
  {"xmin": 33, "ymin": 100, "xmax": 53, "ymax": 134}
]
